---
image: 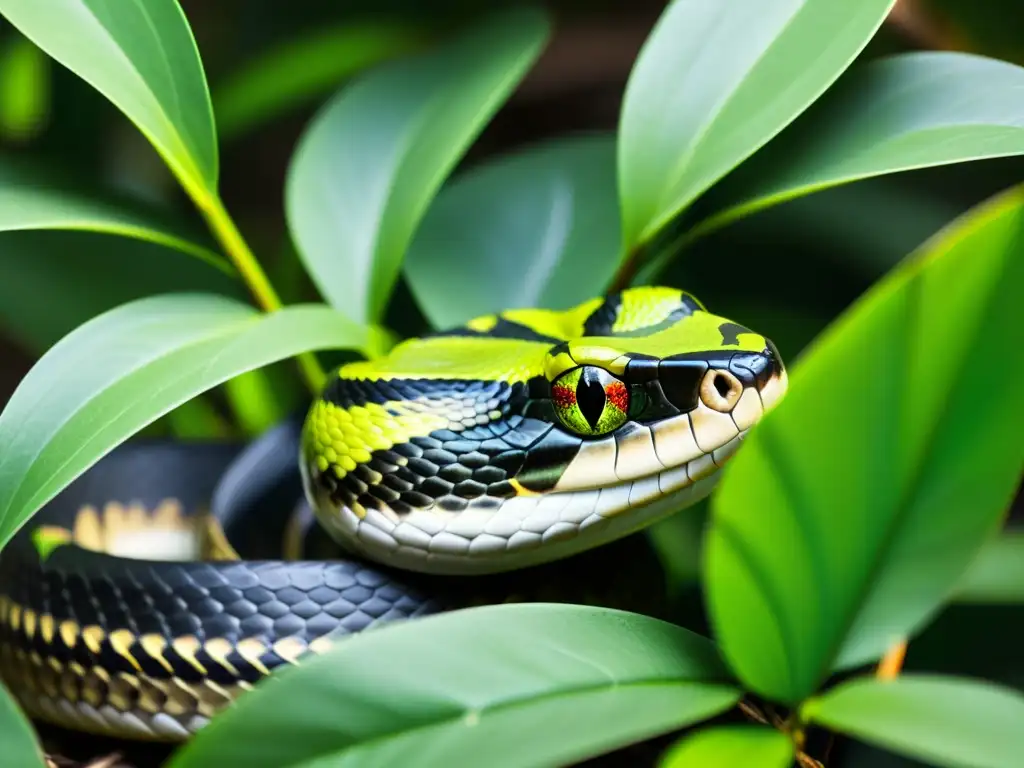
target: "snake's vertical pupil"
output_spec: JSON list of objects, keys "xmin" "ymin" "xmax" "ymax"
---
[{"xmin": 576, "ymin": 369, "xmax": 607, "ymax": 429}]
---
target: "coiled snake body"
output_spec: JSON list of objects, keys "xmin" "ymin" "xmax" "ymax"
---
[{"xmin": 0, "ymin": 287, "xmax": 787, "ymax": 741}]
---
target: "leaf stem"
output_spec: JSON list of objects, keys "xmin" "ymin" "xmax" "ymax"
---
[
  {"xmin": 875, "ymin": 638, "xmax": 908, "ymax": 680},
  {"xmin": 608, "ymin": 244, "xmax": 646, "ymax": 293},
  {"xmin": 197, "ymin": 193, "xmax": 326, "ymax": 393}
]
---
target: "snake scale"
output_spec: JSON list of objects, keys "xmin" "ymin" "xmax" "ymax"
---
[{"xmin": 0, "ymin": 287, "xmax": 787, "ymax": 741}]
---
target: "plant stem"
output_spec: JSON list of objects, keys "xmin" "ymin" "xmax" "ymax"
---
[
  {"xmin": 608, "ymin": 244, "xmax": 646, "ymax": 293},
  {"xmin": 875, "ymin": 638, "xmax": 908, "ymax": 680},
  {"xmin": 197, "ymin": 193, "xmax": 327, "ymax": 393}
]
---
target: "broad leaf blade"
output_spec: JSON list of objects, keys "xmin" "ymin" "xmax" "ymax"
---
[
  {"xmin": 803, "ymin": 675, "xmax": 1024, "ymax": 768},
  {"xmin": 0, "ymin": 0, "xmax": 218, "ymax": 194},
  {"xmin": 617, "ymin": 0, "xmax": 895, "ymax": 250},
  {"xmin": 285, "ymin": 8, "xmax": 549, "ymax": 325},
  {"xmin": 0, "ymin": 681, "xmax": 45, "ymax": 768},
  {"xmin": 954, "ymin": 532, "xmax": 1024, "ymax": 604},
  {"xmin": 706, "ymin": 186, "xmax": 1024, "ymax": 702},
  {"xmin": 0, "ymin": 158, "xmax": 227, "ymax": 271},
  {"xmin": 214, "ymin": 21, "xmax": 426, "ymax": 141},
  {"xmin": 168, "ymin": 604, "xmax": 740, "ymax": 768},
  {"xmin": 405, "ymin": 134, "xmax": 621, "ymax": 329},
  {"xmin": 0, "ymin": 296, "xmax": 371, "ymax": 549},
  {"xmin": 703, "ymin": 52, "xmax": 1024, "ymax": 235},
  {"xmin": 660, "ymin": 726, "xmax": 794, "ymax": 768},
  {"xmin": 0, "ymin": 231, "xmax": 241, "ymax": 353}
]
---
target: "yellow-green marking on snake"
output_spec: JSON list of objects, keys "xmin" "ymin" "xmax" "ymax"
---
[
  {"xmin": 0, "ymin": 287, "xmax": 787, "ymax": 741},
  {"xmin": 301, "ymin": 286, "xmax": 787, "ymax": 574}
]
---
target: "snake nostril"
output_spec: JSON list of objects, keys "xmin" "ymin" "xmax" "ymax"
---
[
  {"xmin": 700, "ymin": 368, "xmax": 742, "ymax": 412},
  {"xmin": 713, "ymin": 373, "xmax": 731, "ymax": 399}
]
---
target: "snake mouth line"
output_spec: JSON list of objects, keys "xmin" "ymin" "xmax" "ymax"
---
[
  {"xmin": 315, "ymin": 368, "xmax": 787, "ymax": 576},
  {"xmin": 317, "ymin": 425, "xmax": 752, "ymax": 577}
]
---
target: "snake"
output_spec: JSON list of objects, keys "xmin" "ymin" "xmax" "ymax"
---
[{"xmin": 0, "ymin": 286, "xmax": 787, "ymax": 742}]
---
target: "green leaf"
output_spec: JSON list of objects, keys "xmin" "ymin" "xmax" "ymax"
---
[
  {"xmin": 405, "ymin": 133, "xmax": 621, "ymax": 329},
  {"xmin": 285, "ymin": 8, "xmax": 549, "ymax": 325},
  {"xmin": 0, "ymin": 0, "xmax": 218, "ymax": 196},
  {"xmin": 617, "ymin": 0, "xmax": 895, "ymax": 250},
  {"xmin": 705, "ymin": 185, "xmax": 1024, "ymax": 703},
  {"xmin": 803, "ymin": 675, "xmax": 1024, "ymax": 768},
  {"xmin": 660, "ymin": 726, "xmax": 794, "ymax": 768},
  {"xmin": 0, "ymin": 681, "xmax": 45, "ymax": 768},
  {"xmin": 698, "ymin": 52, "xmax": 1024, "ymax": 238},
  {"xmin": 168, "ymin": 604, "xmax": 740, "ymax": 768},
  {"xmin": 954, "ymin": 532, "xmax": 1024, "ymax": 604},
  {"xmin": 0, "ymin": 295, "xmax": 372, "ymax": 549},
  {"xmin": 0, "ymin": 158, "xmax": 228, "ymax": 272},
  {"xmin": 0, "ymin": 35, "xmax": 48, "ymax": 142},
  {"xmin": 213, "ymin": 20, "xmax": 427, "ymax": 141},
  {"xmin": 0, "ymin": 232, "xmax": 240, "ymax": 353}
]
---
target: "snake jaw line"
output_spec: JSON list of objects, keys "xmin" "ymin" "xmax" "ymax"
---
[{"xmin": 302, "ymin": 288, "xmax": 787, "ymax": 576}]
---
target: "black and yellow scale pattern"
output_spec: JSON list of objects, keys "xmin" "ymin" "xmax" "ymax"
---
[
  {"xmin": 0, "ymin": 287, "xmax": 787, "ymax": 741},
  {"xmin": 301, "ymin": 286, "xmax": 787, "ymax": 574}
]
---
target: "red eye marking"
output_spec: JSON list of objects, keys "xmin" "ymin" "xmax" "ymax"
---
[
  {"xmin": 552, "ymin": 383, "xmax": 577, "ymax": 409},
  {"xmin": 604, "ymin": 381, "xmax": 628, "ymax": 413}
]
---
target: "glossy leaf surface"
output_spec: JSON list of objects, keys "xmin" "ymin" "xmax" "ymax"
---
[
  {"xmin": 702, "ymin": 52, "xmax": 1024, "ymax": 237},
  {"xmin": 286, "ymin": 8, "xmax": 549, "ymax": 324},
  {"xmin": 0, "ymin": 682, "xmax": 45, "ymax": 768},
  {"xmin": 0, "ymin": 159, "xmax": 226, "ymax": 270},
  {"xmin": 0, "ymin": 0, "xmax": 218, "ymax": 195},
  {"xmin": 0, "ymin": 232, "xmax": 240, "ymax": 353},
  {"xmin": 0, "ymin": 295, "xmax": 371, "ymax": 549},
  {"xmin": 405, "ymin": 134, "xmax": 621, "ymax": 329},
  {"xmin": 660, "ymin": 726, "xmax": 794, "ymax": 768},
  {"xmin": 804, "ymin": 675, "xmax": 1024, "ymax": 768},
  {"xmin": 169, "ymin": 604, "xmax": 740, "ymax": 768},
  {"xmin": 617, "ymin": 0, "xmax": 895, "ymax": 249},
  {"xmin": 706, "ymin": 186, "xmax": 1024, "ymax": 702}
]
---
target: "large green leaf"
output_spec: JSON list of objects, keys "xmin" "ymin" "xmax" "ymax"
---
[
  {"xmin": 660, "ymin": 726, "xmax": 794, "ymax": 768},
  {"xmin": 405, "ymin": 133, "xmax": 621, "ymax": 329},
  {"xmin": 0, "ymin": 0, "xmax": 218, "ymax": 196},
  {"xmin": 617, "ymin": 0, "xmax": 895, "ymax": 250},
  {"xmin": 214, "ymin": 21, "xmax": 427, "ymax": 141},
  {"xmin": 285, "ymin": 8, "xmax": 549, "ymax": 325},
  {"xmin": 0, "ymin": 231, "xmax": 240, "ymax": 353},
  {"xmin": 705, "ymin": 185, "xmax": 1024, "ymax": 703},
  {"xmin": 0, "ymin": 295, "xmax": 372, "ymax": 549},
  {"xmin": 168, "ymin": 604, "xmax": 740, "ymax": 768},
  {"xmin": 954, "ymin": 532, "xmax": 1024, "ymax": 604},
  {"xmin": 0, "ymin": 681, "xmax": 45, "ymax": 768},
  {"xmin": 803, "ymin": 675, "xmax": 1024, "ymax": 768},
  {"xmin": 0, "ymin": 158, "xmax": 227, "ymax": 271},
  {"xmin": 697, "ymin": 52, "xmax": 1024, "ymax": 239}
]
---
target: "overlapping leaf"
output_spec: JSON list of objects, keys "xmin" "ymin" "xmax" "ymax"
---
[
  {"xmin": 699, "ymin": 52, "xmax": 1024, "ymax": 238},
  {"xmin": 803, "ymin": 675, "xmax": 1024, "ymax": 768},
  {"xmin": 0, "ymin": 0, "xmax": 218, "ymax": 197},
  {"xmin": 405, "ymin": 134, "xmax": 621, "ymax": 328},
  {"xmin": 0, "ymin": 295, "xmax": 372, "ymax": 549},
  {"xmin": 706, "ymin": 185, "xmax": 1024, "ymax": 702},
  {"xmin": 169, "ymin": 604, "xmax": 740, "ymax": 768},
  {"xmin": 286, "ymin": 8, "xmax": 549, "ymax": 324},
  {"xmin": 617, "ymin": 0, "xmax": 895, "ymax": 250}
]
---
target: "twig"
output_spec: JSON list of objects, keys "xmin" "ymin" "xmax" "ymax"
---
[
  {"xmin": 195, "ymin": 193, "xmax": 327, "ymax": 393},
  {"xmin": 876, "ymin": 638, "xmax": 908, "ymax": 680}
]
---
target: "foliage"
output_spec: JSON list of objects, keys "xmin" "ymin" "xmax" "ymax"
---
[{"xmin": 0, "ymin": 0, "xmax": 1020, "ymax": 766}]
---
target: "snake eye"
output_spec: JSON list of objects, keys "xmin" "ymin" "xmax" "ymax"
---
[{"xmin": 552, "ymin": 366, "xmax": 630, "ymax": 436}]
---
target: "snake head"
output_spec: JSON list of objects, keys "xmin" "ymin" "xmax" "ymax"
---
[{"xmin": 302, "ymin": 287, "xmax": 787, "ymax": 575}]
